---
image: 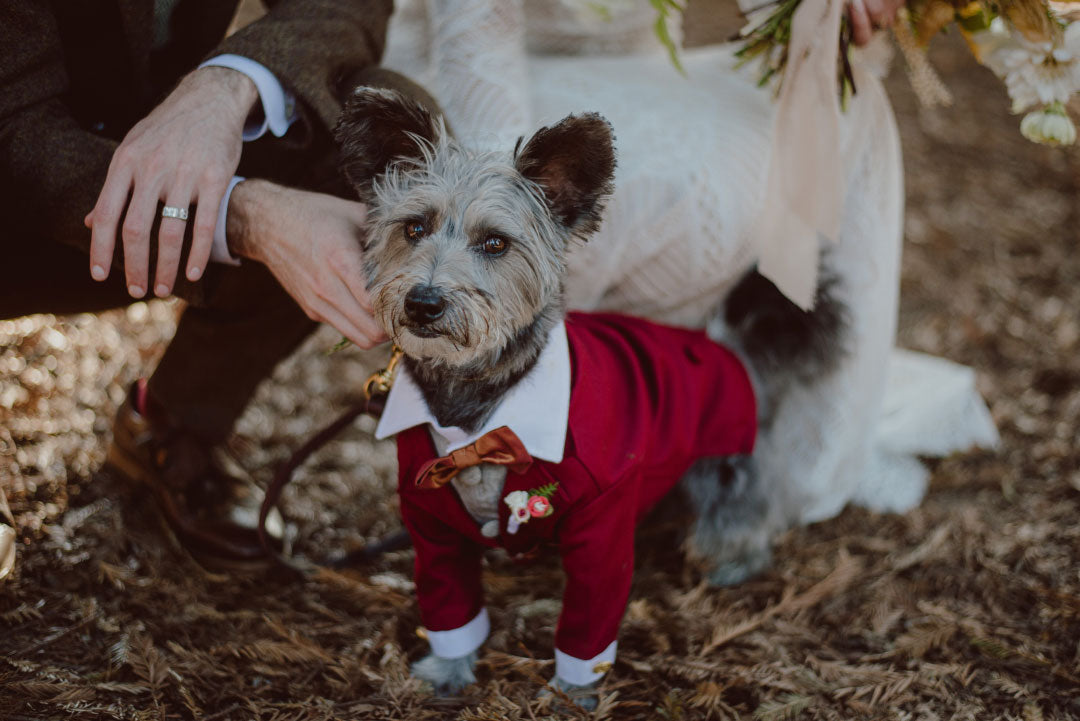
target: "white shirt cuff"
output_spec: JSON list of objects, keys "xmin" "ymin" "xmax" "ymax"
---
[
  {"xmin": 199, "ymin": 54, "xmax": 297, "ymax": 140},
  {"xmin": 211, "ymin": 176, "xmax": 245, "ymax": 266},
  {"xmin": 425, "ymin": 608, "xmax": 490, "ymax": 660},
  {"xmin": 555, "ymin": 641, "xmax": 617, "ymax": 686}
]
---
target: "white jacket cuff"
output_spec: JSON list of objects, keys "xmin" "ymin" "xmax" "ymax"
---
[
  {"xmin": 210, "ymin": 176, "xmax": 245, "ymax": 266},
  {"xmin": 555, "ymin": 640, "xmax": 617, "ymax": 686},
  {"xmin": 199, "ymin": 54, "xmax": 297, "ymax": 140},
  {"xmin": 426, "ymin": 608, "xmax": 490, "ymax": 660}
]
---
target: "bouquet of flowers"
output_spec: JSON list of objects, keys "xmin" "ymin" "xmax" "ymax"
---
[
  {"xmin": 734, "ymin": 0, "xmax": 1080, "ymax": 145},
  {"xmin": 571, "ymin": 0, "xmax": 1079, "ymax": 144}
]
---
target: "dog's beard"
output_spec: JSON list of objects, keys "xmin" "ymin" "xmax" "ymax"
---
[{"xmin": 373, "ymin": 283, "xmax": 505, "ymax": 368}]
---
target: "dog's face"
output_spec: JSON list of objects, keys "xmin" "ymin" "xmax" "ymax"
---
[{"xmin": 335, "ymin": 88, "xmax": 615, "ymax": 368}]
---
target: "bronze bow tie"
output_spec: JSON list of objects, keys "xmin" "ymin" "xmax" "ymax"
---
[{"xmin": 415, "ymin": 426, "xmax": 533, "ymax": 489}]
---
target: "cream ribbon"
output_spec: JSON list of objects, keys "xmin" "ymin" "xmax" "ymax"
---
[
  {"xmin": 0, "ymin": 487, "xmax": 15, "ymax": 582},
  {"xmin": 754, "ymin": 0, "xmax": 846, "ymax": 310}
]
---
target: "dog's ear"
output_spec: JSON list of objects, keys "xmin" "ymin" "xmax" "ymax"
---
[
  {"xmin": 514, "ymin": 113, "xmax": 616, "ymax": 238},
  {"xmin": 334, "ymin": 87, "xmax": 442, "ymax": 197}
]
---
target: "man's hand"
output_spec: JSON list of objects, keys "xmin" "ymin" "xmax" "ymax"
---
[
  {"xmin": 226, "ymin": 179, "xmax": 387, "ymax": 349},
  {"xmin": 848, "ymin": 0, "xmax": 905, "ymax": 46},
  {"xmin": 85, "ymin": 66, "xmax": 258, "ymax": 298}
]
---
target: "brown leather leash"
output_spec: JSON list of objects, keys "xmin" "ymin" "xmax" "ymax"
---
[{"xmin": 257, "ymin": 347, "xmax": 405, "ymax": 577}]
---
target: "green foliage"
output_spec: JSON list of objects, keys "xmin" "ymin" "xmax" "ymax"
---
[
  {"xmin": 586, "ymin": 1, "xmax": 615, "ymax": 21},
  {"xmin": 956, "ymin": 3, "xmax": 995, "ymax": 33},
  {"xmin": 326, "ymin": 336, "xmax": 352, "ymax": 355},
  {"xmin": 650, "ymin": 0, "xmax": 687, "ymax": 75},
  {"xmin": 529, "ymin": 482, "xmax": 559, "ymax": 498},
  {"xmin": 733, "ymin": 0, "xmax": 854, "ymax": 106}
]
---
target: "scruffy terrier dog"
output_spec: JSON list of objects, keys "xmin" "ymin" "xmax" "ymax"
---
[{"xmin": 334, "ymin": 87, "xmax": 845, "ymax": 707}]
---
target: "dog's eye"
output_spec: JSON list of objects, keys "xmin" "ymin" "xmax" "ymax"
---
[
  {"xmin": 482, "ymin": 236, "xmax": 508, "ymax": 255},
  {"xmin": 404, "ymin": 221, "xmax": 426, "ymax": 242}
]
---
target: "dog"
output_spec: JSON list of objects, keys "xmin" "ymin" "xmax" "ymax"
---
[{"xmin": 333, "ymin": 86, "xmax": 847, "ymax": 707}]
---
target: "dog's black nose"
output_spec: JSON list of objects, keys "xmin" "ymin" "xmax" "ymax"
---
[{"xmin": 404, "ymin": 285, "xmax": 447, "ymax": 324}]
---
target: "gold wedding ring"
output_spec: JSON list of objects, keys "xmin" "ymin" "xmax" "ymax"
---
[{"xmin": 161, "ymin": 205, "xmax": 189, "ymax": 221}]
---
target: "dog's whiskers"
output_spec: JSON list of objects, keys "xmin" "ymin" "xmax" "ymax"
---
[{"xmin": 349, "ymin": 92, "xmax": 615, "ymax": 430}]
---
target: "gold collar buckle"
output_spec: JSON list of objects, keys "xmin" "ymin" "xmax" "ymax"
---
[{"xmin": 363, "ymin": 345, "xmax": 404, "ymax": 402}]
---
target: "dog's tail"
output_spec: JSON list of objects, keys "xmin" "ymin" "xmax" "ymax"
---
[{"xmin": 708, "ymin": 263, "xmax": 850, "ymax": 424}]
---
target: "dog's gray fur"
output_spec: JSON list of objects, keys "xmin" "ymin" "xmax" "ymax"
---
[
  {"xmin": 335, "ymin": 85, "xmax": 849, "ymax": 695},
  {"xmin": 679, "ymin": 264, "xmax": 850, "ymax": 586},
  {"xmin": 337, "ymin": 87, "xmax": 613, "ymax": 431},
  {"xmin": 410, "ymin": 651, "xmax": 477, "ymax": 694},
  {"xmin": 678, "ymin": 454, "xmax": 773, "ymax": 586}
]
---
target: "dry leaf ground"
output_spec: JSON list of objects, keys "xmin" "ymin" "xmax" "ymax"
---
[{"xmin": 2, "ymin": 29, "xmax": 1079, "ymax": 721}]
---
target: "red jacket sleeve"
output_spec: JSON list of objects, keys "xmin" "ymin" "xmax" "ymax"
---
[
  {"xmin": 400, "ymin": 495, "xmax": 486, "ymax": 634},
  {"xmin": 555, "ymin": 477, "xmax": 639, "ymax": 662}
]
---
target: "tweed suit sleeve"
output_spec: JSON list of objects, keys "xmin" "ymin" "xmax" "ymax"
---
[
  {"xmin": 0, "ymin": 2, "xmax": 118, "ymax": 255},
  {"xmin": 213, "ymin": 0, "xmax": 394, "ymax": 138},
  {"xmin": 400, "ymin": 495, "xmax": 488, "ymax": 644},
  {"xmin": 554, "ymin": 477, "xmax": 639, "ymax": 684}
]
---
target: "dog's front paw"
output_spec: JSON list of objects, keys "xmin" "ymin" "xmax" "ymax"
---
[
  {"xmin": 411, "ymin": 651, "xmax": 478, "ymax": 695},
  {"xmin": 538, "ymin": 676, "xmax": 600, "ymax": 711},
  {"xmin": 706, "ymin": 545, "xmax": 772, "ymax": 587}
]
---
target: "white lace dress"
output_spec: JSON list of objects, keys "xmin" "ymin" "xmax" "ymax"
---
[{"xmin": 381, "ymin": 0, "xmax": 998, "ymax": 528}]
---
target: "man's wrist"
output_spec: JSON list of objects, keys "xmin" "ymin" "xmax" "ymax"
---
[
  {"xmin": 226, "ymin": 178, "xmax": 271, "ymax": 261},
  {"xmin": 188, "ymin": 65, "xmax": 260, "ymax": 123},
  {"xmin": 199, "ymin": 55, "xmax": 297, "ymax": 140}
]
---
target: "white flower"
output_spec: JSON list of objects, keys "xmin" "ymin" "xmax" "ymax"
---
[
  {"xmin": 504, "ymin": 491, "xmax": 535, "ymax": 534},
  {"xmin": 504, "ymin": 490, "xmax": 530, "ymax": 512},
  {"xmin": 974, "ymin": 19, "xmax": 1080, "ymax": 112},
  {"xmin": 0, "ymin": 523, "xmax": 14, "ymax": 581},
  {"xmin": 1021, "ymin": 102, "xmax": 1078, "ymax": 144}
]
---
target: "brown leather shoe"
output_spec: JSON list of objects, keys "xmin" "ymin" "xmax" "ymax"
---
[{"xmin": 107, "ymin": 380, "xmax": 283, "ymax": 572}]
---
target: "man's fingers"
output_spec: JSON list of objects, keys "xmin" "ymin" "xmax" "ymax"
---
[
  {"xmin": 367, "ymin": 325, "xmax": 389, "ymax": 346},
  {"xmin": 312, "ymin": 302, "xmax": 372, "ymax": 348},
  {"xmin": 331, "ymin": 275, "xmax": 388, "ymax": 345},
  {"xmin": 333, "ymin": 252, "xmax": 376, "ymax": 316},
  {"xmin": 309, "ymin": 294, "xmax": 383, "ymax": 349},
  {"xmin": 154, "ymin": 192, "xmax": 193, "ymax": 297},
  {"xmin": 120, "ymin": 183, "xmax": 161, "ymax": 298},
  {"xmin": 863, "ymin": 0, "xmax": 897, "ymax": 27},
  {"xmin": 88, "ymin": 167, "xmax": 133, "ymax": 282},
  {"xmin": 848, "ymin": 0, "xmax": 874, "ymax": 46},
  {"xmin": 187, "ymin": 179, "xmax": 226, "ymax": 282},
  {"xmin": 344, "ymin": 200, "xmax": 369, "ymax": 228},
  {"xmin": 330, "ymin": 258, "xmax": 386, "ymax": 337},
  {"xmin": 350, "ymin": 310, "xmax": 387, "ymax": 346}
]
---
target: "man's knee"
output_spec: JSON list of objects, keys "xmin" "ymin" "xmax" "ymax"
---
[{"xmin": 0, "ymin": 236, "xmax": 131, "ymax": 319}]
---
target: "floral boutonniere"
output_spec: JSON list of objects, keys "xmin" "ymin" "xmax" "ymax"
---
[{"xmin": 504, "ymin": 483, "xmax": 558, "ymax": 534}]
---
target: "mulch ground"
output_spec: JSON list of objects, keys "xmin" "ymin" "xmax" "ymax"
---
[{"xmin": 2, "ymin": 30, "xmax": 1079, "ymax": 721}]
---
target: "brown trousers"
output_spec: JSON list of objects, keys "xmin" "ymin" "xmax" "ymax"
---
[{"xmin": 2, "ymin": 196, "xmax": 317, "ymax": 443}]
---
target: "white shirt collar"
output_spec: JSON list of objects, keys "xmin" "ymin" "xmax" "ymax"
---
[{"xmin": 374, "ymin": 321, "xmax": 571, "ymax": 464}]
